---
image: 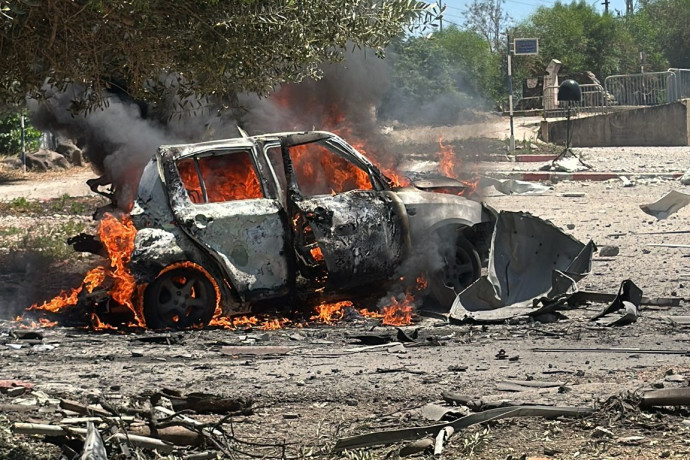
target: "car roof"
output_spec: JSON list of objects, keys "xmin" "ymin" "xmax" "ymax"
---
[{"xmin": 158, "ymin": 131, "xmax": 336, "ymax": 155}]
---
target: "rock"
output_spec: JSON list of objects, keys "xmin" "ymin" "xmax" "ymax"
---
[
  {"xmin": 599, "ymin": 245, "xmax": 619, "ymax": 257},
  {"xmin": 681, "ymin": 169, "xmax": 690, "ymax": 186},
  {"xmin": 55, "ymin": 139, "xmax": 84, "ymax": 166},
  {"xmin": 25, "ymin": 149, "xmax": 71, "ymax": 171}
]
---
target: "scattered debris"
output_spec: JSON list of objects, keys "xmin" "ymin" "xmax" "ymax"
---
[
  {"xmin": 680, "ymin": 169, "xmax": 690, "ymax": 185},
  {"xmin": 433, "ymin": 427, "xmax": 454, "ymax": 456},
  {"xmin": 80, "ymin": 422, "xmax": 107, "ymax": 460},
  {"xmin": 640, "ymin": 190, "xmax": 690, "ymax": 219},
  {"xmin": 591, "ymin": 280, "xmax": 642, "ymax": 327},
  {"xmin": 570, "ymin": 291, "xmax": 682, "ymax": 307},
  {"xmin": 450, "ymin": 211, "xmax": 594, "ymax": 323},
  {"xmin": 598, "ymin": 245, "xmax": 620, "ymax": 257},
  {"xmin": 496, "ymin": 380, "xmax": 564, "ymax": 392},
  {"xmin": 333, "ymin": 405, "xmax": 593, "ymax": 451},
  {"xmin": 640, "ymin": 388, "xmax": 690, "ymax": 408},
  {"xmin": 532, "ymin": 347, "xmax": 689, "ymax": 355},
  {"xmin": 420, "ymin": 403, "xmax": 470, "ymax": 421},
  {"xmin": 399, "ymin": 438, "xmax": 434, "ymax": 457},
  {"xmin": 220, "ymin": 346, "xmax": 294, "ymax": 357},
  {"xmin": 647, "ymin": 243, "xmax": 690, "ymax": 249},
  {"xmin": 482, "ymin": 177, "xmax": 552, "ymax": 195}
]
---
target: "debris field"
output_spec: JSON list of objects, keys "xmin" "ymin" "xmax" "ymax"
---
[{"xmin": 1, "ymin": 141, "xmax": 690, "ymax": 459}]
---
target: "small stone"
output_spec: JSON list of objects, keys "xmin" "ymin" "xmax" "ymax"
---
[
  {"xmin": 566, "ymin": 224, "xmax": 576, "ymax": 230},
  {"xmin": 592, "ymin": 426, "xmax": 614, "ymax": 438},
  {"xmin": 599, "ymin": 245, "xmax": 619, "ymax": 257}
]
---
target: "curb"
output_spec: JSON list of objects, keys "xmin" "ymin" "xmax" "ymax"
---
[
  {"xmin": 514, "ymin": 155, "xmax": 558, "ymax": 163},
  {"xmin": 488, "ymin": 171, "xmax": 684, "ymax": 182}
]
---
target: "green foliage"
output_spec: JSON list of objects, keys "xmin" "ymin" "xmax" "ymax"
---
[
  {"xmin": 434, "ymin": 26, "xmax": 504, "ymax": 102},
  {"xmin": 379, "ymin": 27, "xmax": 499, "ymax": 124},
  {"xmin": 637, "ymin": 0, "xmax": 690, "ymax": 68},
  {"xmin": 0, "ymin": 0, "xmax": 442, "ymax": 107},
  {"xmin": 16, "ymin": 220, "xmax": 86, "ymax": 261},
  {"xmin": 6, "ymin": 196, "xmax": 42, "ymax": 213},
  {"xmin": 0, "ymin": 112, "xmax": 41, "ymax": 156},
  {"xmin": 512, "ymin": 2, "xmax": 643, "ymax": 79}
]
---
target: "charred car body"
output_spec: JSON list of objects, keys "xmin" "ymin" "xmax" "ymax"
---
[{"xmin": 130, "ymin": 131, "xmax": 495, "ymax": 329}]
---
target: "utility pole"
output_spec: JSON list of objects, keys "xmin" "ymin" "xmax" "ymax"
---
[
  {"xmin": 602, "ymin": 0, "xmax": 610, "ymax": 14},
  {"xmin": 439, "ymin": 0, "xmax": 443, "ymax": 32},
  {"xmin": 21, "ymin": 110, "xmax": 26, "ymax": 173},
  {"xmin": 507, "ymin": 32, "xmax": 515, "ymax": 152}
]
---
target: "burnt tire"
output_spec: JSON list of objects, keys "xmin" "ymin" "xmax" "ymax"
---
[
  {"xmin": 144, "ymin": 267, "xmax": 217, "ymax": 330},
  {"xmin": 428, "ymin": 229, "xmax": 481, "ymax": 308}
]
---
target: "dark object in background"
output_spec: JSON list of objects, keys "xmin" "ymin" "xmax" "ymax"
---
[{"xmin": 559, "ymin": 79, "xmax": 582, "ymax": 102}]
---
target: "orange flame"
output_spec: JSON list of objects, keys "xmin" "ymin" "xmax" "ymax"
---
[
  {"xmin": 436, "ymin": 138, "xmax": 479, "ymax": 197},
  {"xmin": 27, "ymin": 214, "xmax": 144, "ymax": 329},
  {"xmin": 177, "ymin": 153, "xmax": 263, "ymax": 204},
  {"xmin": 381, "ymin": 294, "xmax": 414, "ymax": 326},
  {"xmin": 311, "ymin": 300, "xmax": 353, "ymax": 325},
  {"xmin": 310, "ymin": 246, "xmax": 324, "ymax": 262}
]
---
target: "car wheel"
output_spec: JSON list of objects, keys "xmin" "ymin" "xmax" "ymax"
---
[
  {"xmin": 429, "ymin": 230, "xmax": 481, "ymax": 308},
  {"xmin": 144, "ymin": 266, "xmax": 217, "ymax": 329}
]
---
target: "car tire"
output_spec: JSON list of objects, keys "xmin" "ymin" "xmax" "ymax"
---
[
  {"xmin": 428, "ymin": 229, "xmax": 482, "ymax": 308},
  {"xmin": 144, "ymin": 266, "xmax": 217, "ymax": 330}
]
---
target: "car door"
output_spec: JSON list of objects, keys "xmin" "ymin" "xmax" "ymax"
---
[
  {"xmin": 161, "ymin": 143, "xmax": 290, "ymax": 300},
  {"xmin": 276, "ymin": 135, "xmax": 408, "ymax": 289}
]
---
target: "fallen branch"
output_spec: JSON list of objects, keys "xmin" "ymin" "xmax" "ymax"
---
[
  {"xmin": 13, "ymin": 423, "xmax": 87, "ymax": 437},
  {"xmin": 108, "ymin": 433, "xmax": 174, "ymax": 453}
]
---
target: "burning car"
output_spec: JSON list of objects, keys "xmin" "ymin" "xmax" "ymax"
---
[{"xmin": 129, "ymin": 131, "xmax": 495, "ymax": 329}]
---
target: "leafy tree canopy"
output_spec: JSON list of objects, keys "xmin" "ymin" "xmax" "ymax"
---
[
  {"xmin": 513, "ymin": 1, "xmax": 640, "ymax": 79},
  {"xmin": 637, "ymin": 0, "xmax": 690, "ymax": 68},
  {"xmin": 0, "ymin": 0, "xmax": 441, "ymax": 107}
]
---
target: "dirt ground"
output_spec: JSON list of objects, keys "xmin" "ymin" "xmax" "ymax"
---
[{"xmin": 1, "ymin": 121, "xmax": 690, "ymax": 459}]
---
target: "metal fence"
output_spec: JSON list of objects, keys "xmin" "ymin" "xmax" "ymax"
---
[
  {"xmin": 604, "ymin": 71, "xmax": 676, "ymax": 106},
  {"xmin": 517, "ymin": 68, "xmax": 690, "ymax": 118},
  {"xmin": 668, "ymin": 68, "xmax": 690, "ymax": 99},
  {"xmin": 542, "ymin": 83, "xmax": 610, "ymax": 118}
]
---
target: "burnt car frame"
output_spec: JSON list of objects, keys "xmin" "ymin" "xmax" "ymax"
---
[{"xmin": 130, "ymin": 131, "xmax": 495, "ymax": 329}]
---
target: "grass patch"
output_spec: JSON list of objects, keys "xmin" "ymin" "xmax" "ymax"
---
[
  {"xmin": 0, "ymin": 226, "xmax": 21, "ymax": 236},
  {"xmin": 0, "ymin": 195, "xmax": 104, "ymax": 216},
  {"xmin": 2, "ymin": 220, "xmax": 90, "ymax": 262},
  {"xmin": 6, "ymin": 196, "xmax": 43, "ymax": 213}
]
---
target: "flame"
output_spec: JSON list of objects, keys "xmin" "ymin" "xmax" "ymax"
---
[
  {"xmin": 310, "ymin": 246, "xmax": 324, "ymax": 262},
  {"xmin": 416, "ymin": 274, "xmax": 428, "ymax": 291},
  {"xmin": 436, "ymin": 138, "xmax": 479, "ymax": 197},
  {"xmin": 382, "ymin": 294, "xmax": 415, "ymax": 326},
  {"xmin": 27, "ymin": 214, "xmax": 144, "ymax": 329},
  {"xmin": 97, "ymin": 215, "xmax": 142, "ymax": 325},
  {"xmin": 290, "ymin": 143, "xmax": 373, "ymax": 195},
  {"xmin": 177, "ymin": 153, "xmax": 263, "ymax": 204},
  {"xmin": 311, "ymin": 300, "xmax": 353, "ymax": 324}
]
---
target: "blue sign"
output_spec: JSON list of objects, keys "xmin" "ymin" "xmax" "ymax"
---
[{"xmin": 513, "ymin": 38, "xmax": 539, "ymax": 55}]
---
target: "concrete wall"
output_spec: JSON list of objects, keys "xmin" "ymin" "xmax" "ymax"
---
[{"xmin": 541, "ymin": 100, "xmax": 690, "ymax": 147}]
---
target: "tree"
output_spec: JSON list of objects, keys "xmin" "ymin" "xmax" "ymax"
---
[
  {"xmin": 0, "ymin": 0, "xmax": 442, "ymax": 107},
  {"xmin": 463, "ymin": 0, "xmax": 511, "ymax": 53},
  {"xmin": 636, "ymin": 0, "xmax": 690, "ymax": 68},
  {"xmin": 434, "ymin": 26, "xmax": 503, "ymax": 103},
  {"xmin": 513, "ymin": 1, "xmax": 642, "ymax": 79}
]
